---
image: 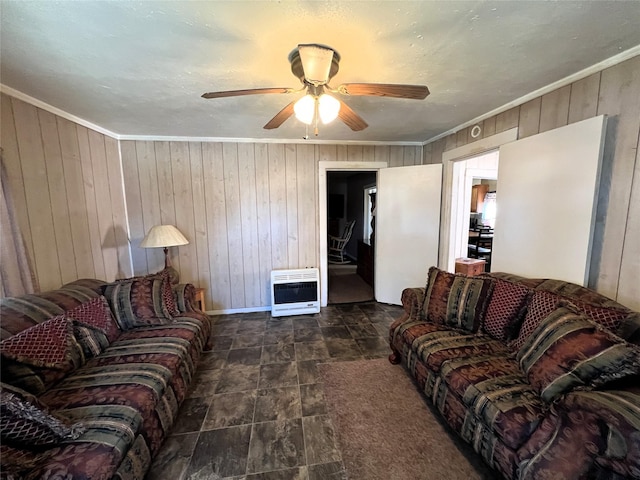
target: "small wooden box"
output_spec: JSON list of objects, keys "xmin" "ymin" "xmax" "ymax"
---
[{"xmin": 455, "ymin": 258, "xmax": 486, "ymax": 276}]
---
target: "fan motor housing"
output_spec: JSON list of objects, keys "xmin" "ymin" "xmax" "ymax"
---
[{"xmin": 288, "ymin": 45, "xmax": 341, "ymax": 84}]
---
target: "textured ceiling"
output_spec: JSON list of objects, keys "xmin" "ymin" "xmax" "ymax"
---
[{"xmin": 1, "ymin": 1, "xmax": 639, "ymax": 143}]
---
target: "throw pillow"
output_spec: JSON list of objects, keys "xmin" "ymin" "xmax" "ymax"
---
[
  {"xmin": 422, "ymin": 267, "xmax": 494, "ymax": 332},
  {"xmin": 482, "ymin": 278, "xmax": 532, "ymax": 341},
  {"xmin": 0, "ymin": 383, "xmax": 84, "ymax": 448},
  {"xmin": 510, "ymin": 290, "xmax": 559, "ymax": 350},
  {"xmin": 570, "ymin": 301, "xmax": 633, "ymax": 332},
  {"xmin": 72, "ymin": 322, "xmax": 110, "ymax": 361},
  {"xmin": 159, "ymin": 271, "xmax": 180, "ymax": 317},
  {"xmin": 102, "ymin": 272, "xmax": 176, "ymax": 330},
  {"xmin": 1, "ymin": 315, "xmax": 84, "ymax": 394},
  {"xmin": 64, "ymin": 296, "xmax": 121, "ymax": 343},
  {"xmin": 510, "ymin": 290, "xmax": 636, "ymax": 351},
  {"xmin": 0, "ymin": 315, "xmax": 78, "ymax": 370},
  {"xmin": 517, "ymin": 305, "xmax": 640, "ymax": 403}
]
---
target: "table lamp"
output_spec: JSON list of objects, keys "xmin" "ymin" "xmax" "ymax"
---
[{"xmin": 140, "ymin": 224, "xmax": 189, "ymax": 283}]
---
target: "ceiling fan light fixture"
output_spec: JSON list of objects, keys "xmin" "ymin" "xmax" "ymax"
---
[
  {"xmin": 294, "ymin": 94, "xmax": 315, "ymax": 124},
  {"xmin": 318, "ymin": 93, "xmax": 340, "ymax": 124},
  {"xmin": 298, "ymin": 44, "xmax": 334, "ymax": 84}
]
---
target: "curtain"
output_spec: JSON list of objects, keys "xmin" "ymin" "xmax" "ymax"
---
[{"xmin": 0, "ymin": 152, "xmax": 39, "ymax": 297}]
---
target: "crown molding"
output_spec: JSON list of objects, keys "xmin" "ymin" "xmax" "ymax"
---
[
  {"xmin": 117, "ymin": 134, "xmax": 423, "ymax": 146},
  {"xmin": 6, "ymin": 43, "xmax": 637, "ymax": 147},
  {"xmin": 0, "ymin": 84, "xmax": 421, "ymax": 146},
  {"xmin": 0, "ymin": 84, "xmax": 121, "ymax": 139},
  {"xmin": 423, "ymin": 45, "xmax": 640, "ymax": 145}
]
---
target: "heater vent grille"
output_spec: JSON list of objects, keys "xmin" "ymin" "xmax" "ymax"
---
[
  {"xmin": 272, "ymin": 271, "xmax": 318, "ymax": 283},
  {"xmin": 271, "ymin": 268, "xmax": 320, "ymax": 317}
]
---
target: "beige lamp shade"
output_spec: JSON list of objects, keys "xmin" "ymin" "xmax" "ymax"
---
[
  {"xmin": 140, "ymin": 225, "xmax": 189, "ymax": 248},
  {"xmin": 140, "ymin": 225, "xmax": 189, "ymax": 276}
]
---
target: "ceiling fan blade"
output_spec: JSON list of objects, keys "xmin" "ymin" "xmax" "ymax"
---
[
  {"xmin": 263, "ymin": 102, "xmax": 296, "ymax": 130},
  {"xmin": 338, "ymin": 101, "xmax": 368, "ymax": 131},
  {"xmin": 337, "ymin": 83, "xmax": 430, "ymax": 100},
  {"xmin": 202, "ymin": 87, "xmax": 294, "ymax": 99}
]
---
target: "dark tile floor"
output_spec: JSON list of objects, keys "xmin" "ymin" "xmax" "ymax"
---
[{"xmin": 147, "ymin": 302, "xmax": 403, "ymax": 480}]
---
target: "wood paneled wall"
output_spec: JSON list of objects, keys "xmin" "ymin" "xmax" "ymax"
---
[
  {"xmin": 7, "ymin": 57, "xmax": 635, "ymax": 311},
  {"xmin": 424, "ymin": 56, "xmax": 640, "ymax": 311},
  {"xmin": 0, "ymin": 89, "xmax": 420, "ymax": 310},
  {"xmin": 121, "ymin": 142, "xmax": 422, "ymax": 311},
  {"xmin": 1, "ymin": 94, "xmax": 131, "ymax": 292}
]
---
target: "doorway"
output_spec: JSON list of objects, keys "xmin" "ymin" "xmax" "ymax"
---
[
  {"xmin": 326, "ymin": 170, "xmax": 377, "ymax": 305},
  {"xmin": 318, "ymin": 161, "xmax": 387, "ymax": 306},
  {"xmin": 439, "ymin": 128, "xmax": 518, "ymax": 272},
  {"xmin": 451, "ymin": 150, "xmax": 499, "ymax": 272}
]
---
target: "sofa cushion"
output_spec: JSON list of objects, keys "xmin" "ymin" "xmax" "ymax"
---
[
  {"xmin": 95, "ymin": 320, "xmax": 206, "ymax": 402},
  {"xmin": 1, "ymin": 357, "xmax": 71, "ymax": 396},
  {"xmin": 617, "ymin": 314, "xmax": 640, "ymax": 346},
  {"xmin": 430, "ymin": 381, "xmax": 521, "ymax": 480},
  {"xmin": 39, "ymin": 317, "xmax": 208, "ymax": 455},
  {"xmin": 5, "ymin": 405, "xmax": 146, "ymax": 480},
  {"xmin": 0, "ymin": 382, "xmax": 84, "ymax": 448},
  {"xmin": 481, "ymin": 278, "xmax": 531, "ymax": 341},
  {"xmin": 102, "ymin": 273, "xmax": 176, "ymax": 330},
  {"xmin": 394, "ymin": 319, "xmax": 451, "ymax": 346},
  {"xmin": 516, "ymin": 305, "xmax": 640, "ymax": 402},
  {"xmin": 65, "ymin": 296, "xmax": 121, "ymax": 343},
  {"xmin": 411, "ymin": 330, "xmax": 509, "ymax": 373},
  {"xmin": 422, "ymin": 267, "xmax": 494, "ymax": 332},
  {"xmin": 40, "ymin": 361, "xmax": 176, "ymax": 456},
  {"xmin": 440, "ymin": 355, "xmax": 547, "ymax": 450},
  {"xmin": 0, "ymin": 443, "xmax": 53, "ymax": 479}
]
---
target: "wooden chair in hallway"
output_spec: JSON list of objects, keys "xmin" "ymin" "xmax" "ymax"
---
[
  {"xmin": 328, "ymin": 220, "xmax": 356, "ymax": 264},
  {"xmin": 468, "ymin": 226, "xmax": 493, "ymax": 271}
]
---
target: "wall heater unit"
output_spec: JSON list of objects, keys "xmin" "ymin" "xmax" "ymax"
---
[{"xmin": 271, "ymin": 268, "xmax": 320, "ymax": 317}]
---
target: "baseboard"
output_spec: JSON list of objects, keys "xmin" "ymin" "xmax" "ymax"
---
[{"xmin": 206, "ymin": 306, "xmax": 272, "ymax": 316}]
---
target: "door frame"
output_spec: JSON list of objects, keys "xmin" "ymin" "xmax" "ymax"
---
[
  {"xmin": 319, "ymin": 161, "xmax": 388, "ymax": 306},
  {"xmin": 440, "ymin": 128, "xmax": 518, "ymax": 272},
  {"xmin": 451, "ymin": 157, "xmax": 499, "ymax": 264}
]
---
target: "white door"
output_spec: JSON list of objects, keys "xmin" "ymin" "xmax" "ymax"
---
[
  {"xmin": 375, "ymin": 164, "xmax": 442, "ymax": 304},
  {"xmin": 492, "ymin": 115, "xmax": 606, "ymax": 285}
]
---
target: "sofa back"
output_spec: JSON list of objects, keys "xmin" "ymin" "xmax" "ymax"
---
[{"xmin": 0, "ymin": 279, "xmax": 106, "ymax": 341}]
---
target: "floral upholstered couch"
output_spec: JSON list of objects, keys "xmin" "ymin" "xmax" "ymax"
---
[
  {"xmin": 0, "ymin": 272, "xmax": 211, "ymax": 479},
  {"xmin": 389, "ymin": 267, "xmax": 640, "ymax": 480}
]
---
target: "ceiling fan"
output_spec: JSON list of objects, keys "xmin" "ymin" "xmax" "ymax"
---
[{"xmin": 201, "ymin": 43, "xmax": 429, "ymax": 135}]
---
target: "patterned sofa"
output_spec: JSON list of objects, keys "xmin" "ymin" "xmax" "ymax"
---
[
  {"xmin": 0, "ymin": 273, "xmax": 211, "ymax": 479},
  {"xmin": 389, "ymin": 267, "xmax": 640, "ymax": 480}
]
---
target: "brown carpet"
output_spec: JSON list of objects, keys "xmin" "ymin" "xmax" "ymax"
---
[
  {"xmin": 327, "ymin": 269, "xmax": 374, "ymax": 304},
  {"xmin": 319, "ymin": 359, "xmax": 496, "ymax": 480}
]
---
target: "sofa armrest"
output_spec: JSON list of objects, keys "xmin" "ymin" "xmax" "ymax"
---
[
  {"xmin": 173, "ymin": 283, "xmax": 200, "ymax": 313},
  {"xmin": 519, "ymin": 387, "xmax": 640, "ymax": 479},
  {"xmin": 401, "ymin": 287, "xmax": 425, "ymax": 318},
  {"xmin": 173, "ymin": 283, "xmax": 214, "ymax": 350},
  {"xmin": 389, "ymin": 287, "xmax": 425, "ymax": 345}
]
